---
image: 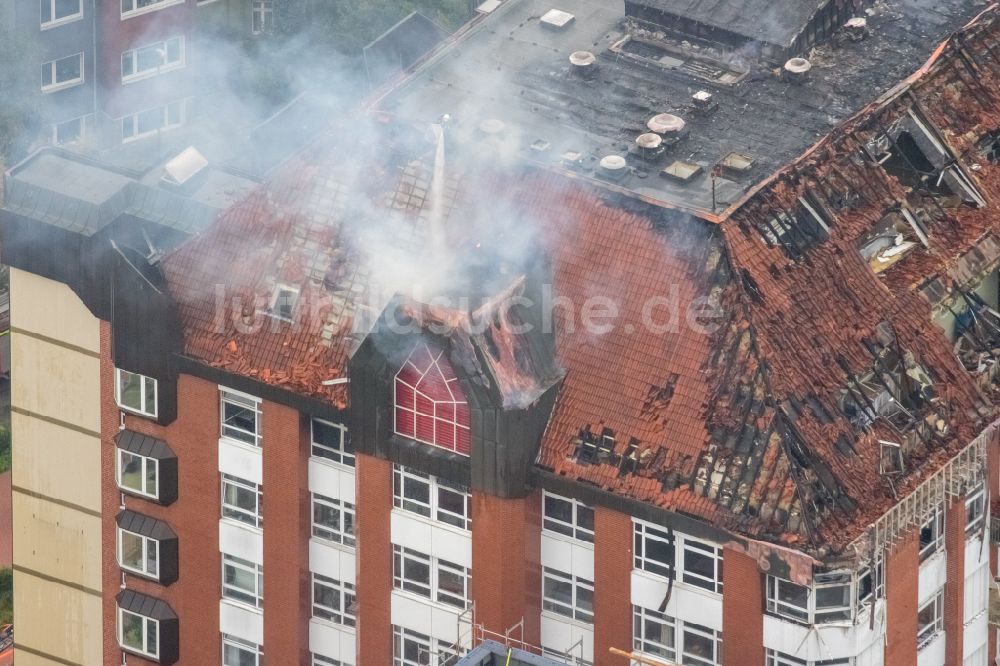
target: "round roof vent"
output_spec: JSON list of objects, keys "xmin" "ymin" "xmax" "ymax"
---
[
  {"xmin": 636, "ymin": 133, "xmax": 663, "ymax": 149},
  {"xmin": 846, "ymin": 17, "xmax": 867, "ymax": 29},
  {"xmin": 479, "ymin": 118, "xmax": 506, "ymax": 134},
  {"xmin": 784, "ymin": 58, "xmax": 812, "ymax": 75},
  {"xmin": 599, "ymin": 155, "xmax": 627, "ymax": 170},
  {"xmin": 647, "ymin": 113, "xmax": 686, "ymax": 134},
  {"xmin": 569, "ymin": 50, "xmax": 596, "ymax": 67}
]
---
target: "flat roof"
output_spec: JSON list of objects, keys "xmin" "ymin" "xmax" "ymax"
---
[{"xmin": 377, "ymin": 0, "xmax": 986, "ymax": 217}]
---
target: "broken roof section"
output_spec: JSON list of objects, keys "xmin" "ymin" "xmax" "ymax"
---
[{"xmin": 375, "ymin": 0, "xmax": 986, "ymax": 218}]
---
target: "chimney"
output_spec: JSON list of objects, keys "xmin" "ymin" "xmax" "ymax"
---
[
  {"xmin": 569, "ymin": 50, "xmax": 597, "ymax": 78},
  {"xmin": 783, "ymin": 58, "xmax": 812, "ymax": 84},
  {"xmin": 845, "ymin": 17, "xmax": 868, "ymax": 41}
]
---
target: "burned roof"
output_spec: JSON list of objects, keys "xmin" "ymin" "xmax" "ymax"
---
[
  {"xmin": 158, "ymin": 4, "xmax": 1000, "ymax": 561},
  {"xmin": 375, "ymin": 0, "xmax": 986, "ymax": 217}
]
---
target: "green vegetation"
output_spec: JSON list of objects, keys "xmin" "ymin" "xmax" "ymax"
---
[
  {"xmin": 0, "ymin": 568, "xmax": 11, "ymax": 625},
  {"xmin": 0, "ymin": 32, "xmax": 45, "ymax": 164},
  {"xmin": 0, "ymin": 425, "xmax": 11, "ymax": 476}
]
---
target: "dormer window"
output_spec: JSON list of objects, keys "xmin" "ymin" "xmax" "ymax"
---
[
  {"xmin": 268, "ymin": 284, "xmax": 299, "ymax": 322},
  {"xmin": 394, "ymin": 342, "xmax": 471, "ymax": 456}
]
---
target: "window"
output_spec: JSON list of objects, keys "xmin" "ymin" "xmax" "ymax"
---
[
  {"xmin": 118, "ymin": 607, "xmax": 159, "ymax": 659},
  {"xmin": 251, "ymin": 0, "xmax": 274, "ymax": 34},
  {"xmin": 53, "ymin": 115, "xmax": 85, "ymax": 145},
  {"xmin": 394, "ymin": 342, "xmax": 471, "ymax": 455},
  {"xmin": 634, "ymin": 520, "xmax": 674, "ymax": 578},
  {"xmin": 117, "ymin": 448, "xmax": 158, "ymax": 498},
  {"xmin": 542, "ymin": 491, "xmax": 594, "ymax": 543},
  {"xmin": 393, "ymin": 545, "xmax": 471, "ymax": 609},
  {"xmin": 767, "ymin": 573, "xmax": 857, "ymax": 624},
  {"xmin": 121, "ymin": 99, "xmax": 186, "ymax": 143},
  {"xmin": 767, "ymin": 576, "xmax": 808, "ymax": 622},
  {"xmin": 313, "ymin": 573, "xmax": 356, "ymax": 627},
  {"xmin": 966, "ymin": 484, "xmax": 986, "ymax": 536},
  {"xmin": 222, "ymin": 554, "xmax": 263, "ymax": 608},
  {"xmin": 269, "ymin": 284, "xmax": 299, "ymax": 321},
  {"xmin": 633, "ymin": 606, "xmax": 675, "ymax": 662},
  {"xmin": 40, "ymin": 53, "xmax": 83, "ymax": 92},
  {"xmin": 765, "ymin": 650, "xmax": 851, "ymax": 666},
  {"xmin": 313, "ymin": 655, "xmax": 345, "ymax": 666},
  {"xmin": 312, "ymin": 419, "xmax": 353, "ymax": 467},
  {"xmin": 812, "ymin": 572, "xmax": 852, "ymax": 623},
  {"xmin": 917, "ymin": 589, "xmax": 944, "ymax": 649},
  {"xmin": 393, "ymin": 465, "xmax": 470, "ymax": 530},
  {"xmin": 542, "ymin": 567, "xmax": 593, "ymax": 623},
  {"xmin": 40, "ymin": 0, "xmax": 82, "ymax": 26},
  {"xmin": 222, "ymin": 475, "xmax": 262, "ymax": 528},
  {"xmin": 115, "ymin": 368, "xmax": 158, "ymax": 417},
  {"xmin": 117, "ymin": 526, "xmax": 158, "ymax": 578},
  {"xmin": 221, "ymin": 389, "xmax": 261, "ymax": 446},
  {"xmin": 312, "ymin": 493, "xmax": 355, "ymax": 547},
  {"xmin": 964, "ymin": 562, "xmax": 989, "ymax": 623},
  {"xmin": 122, "ymin": 36, "xmax": 184, "ymax": 82},
  {"xmin": 681, "ymin": 537, "xmax": 723, "ymax": 593},
  {"xmin": 122, "ymin": 0, "xmax": 181, "ymax": 18},
  {"xmin": 680, "ymin": 621, "xmax": 722, "ymax": 666},
  {"xmin": 393, "ymin": 626, "xmax": 459, "ymax": 666},
  {"xmin": 223, "ymin": 634, "xmax": 262, "ymax": 666},
  {"xmin": 856, "ymin": 559, "xmax": 884, "ymax": 611},
  {"xmin": 920, "ymin": 505, "xmax": 945, "ymax": 560}
]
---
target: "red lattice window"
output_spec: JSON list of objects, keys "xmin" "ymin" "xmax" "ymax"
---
[{"xmin": 394, "ymin": 342, "xmax": 471, "ymax": 456}]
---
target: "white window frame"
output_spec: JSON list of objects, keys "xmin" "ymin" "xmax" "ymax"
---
[
  {"xmin": 220, "ymin": 388, "xmax": 261, "ymax": 446},
  {"xmin": 920, "ymin": 504, "xmax": 945, "ymax": 560},
  {"xmin": 393, "ymin": 625, "xmax": 459, "ymax": 666},
  {"xmin": 121, "ymin": 98, "xmax": 187, "ymax": 143},
  {"xmin": 117, "ymin": 526, "xmax": 159, "ymax": 578},
  {"xmin": 121, "ymin": 0, "xmax": 185, "ymax": 20},
  {"xmin": 116, "ymin": 447, "xmax": 159, "ymax": 499},
  {"xmin": 312, "ymin": 493, "xmax": 355, "ymax": 547},
  {"xmin": 222, "ymin": 474, "xmax": 263, "ymax": 528},
  {"xmin": 313, "ymin": 573, "xmax": 356, "ymax": 627},
  {"xmin": 766, "ymin": 573, "xmax": 854, "ymax": 624},
  {"xmin": 917, "ymin": 589, "xmax": 944, "ymax": 650},
  {"xmin": 40, "ymin": 0, "xmax": 83, "ymax": 28},
  {"xmin": 313, "ymin": 654, "xmax": 344, "ymax": 666},
  {"xmin": 121, "ymin": 36, "xmax": 185, "ymax": 83},
  {"xmin": 393, "ymin": 544, "xmax": 471, "ymax": 610},
  {"xmin": 268, "ymin": 283, "xmax": 300, "ymax": 322},
  {"xmin": 679, "ymin": 536, "xmax": 723, "ymax": 594},
  {"xmin": 633, "ymin": 519, "xmax": 674, "ymax": 579},
  {"xmin": 118, "ymin": 607, "xmax": 159, "ymax": 659},
  {"xmin": 680, "ymin": 620, "xmax": 722, "ymax": 666},
  {"xmin": 542, "ymin": 491, "xmax": 594, "ymax": 543},
  {"xmin": 222, "ymin": 553, "xmax": 263, "ymax": 609},
  {"xmin": 52, "ymin": 114, "xmax": 87, "ymax": 145},
  {"xmin": 633, "ymin": 605, "xmax": 676, "ymax": 663},
  {"xmin": 542, "ymin": 566, "xmax": 593, "ymax": 623},
  {"xmin": 251, "ymin": 0, "xmax": 274, "ymax": 35},
  {"xmin": 40, "ymin": 52, "xmax": 84, "ymax": 93},
  {"xmin": 311, "ymin": 418, "xmax": 354, "ymax": 468},
  {"xmin": 765, "ymin": 649, "xmax": 852, "ymax": 665},
  {"xmin": 966, "ymin": 484, "xmax": 986, "ymax": 536},
  {"xmin": 393, "ymin": 465, "xmax": 470, "ymax": 530},
  {"xmin": 223, "ymin": 633, "xmax": 262, "ymax": 666},
  {"xmin": 115, "ymin": 368, "xmax": 158, "ymax": 417}
]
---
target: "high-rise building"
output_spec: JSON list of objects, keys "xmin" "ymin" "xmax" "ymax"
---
[{"xmin": 4, "ymin": 0, "xmax": 1000, "ymax": 665}]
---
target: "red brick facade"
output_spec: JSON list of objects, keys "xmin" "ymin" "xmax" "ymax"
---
[
  {"xmin": 261, "ymin": 402, "xmax": 311, "ymax": 665},
  {"xmin": 944, "ymin": 496, "xmax": 967, "ymax": 665},
  {"xmin": 355, "ymin": 453, "xmax": 394, "ymax": 665},
  {"xmin": 100, "ymin": 322, "xmax": 222, "ymax": 664},
  {"xmin": 721, "ymin": 548, "xmax": 764, "ymax": 666},
  {"xmin": 471, "ymin": 490, "xmax": 542, "ymax": 647},
  {"xmin": 884, "ymin": 532, "xmax": 919, "ymax": 666},
  {"xmin": 593, "ymin": 507, "xmax": 633, "ymax": 665}
]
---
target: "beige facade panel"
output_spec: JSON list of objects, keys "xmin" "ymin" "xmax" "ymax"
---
[
  {"xmin": 10, "ymin": 333, "xmax": 100, "ymax": 434},
  {"xmin": 13, "ymin": 569, "xmax": 102, "ymax": 666},
  {"xmin": 8, "ymin": 268, "xmax": 100, "ymax": 353},
  {"xmin": 10, "ymin": 412, "xmax": 100, "ymax": 513},
  {"xmin": 12, "ymin": 492, "xmax": 101, "ymax": 591}
]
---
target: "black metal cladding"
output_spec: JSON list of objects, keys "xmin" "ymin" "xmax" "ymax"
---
[
  {"xmin": 115, "ymin": 430, "xmax": 179, "ymax": 506},
  {"xmin": 349, "ymin": 299, "xmax": 559, "ymax": 498},
  {"xmin": 115, "ymin": 589, "xmax": 180, "ymax": 665},
  {"xmin": 116, "ymin": 510, "xmax": 180, "ymax": 586}
]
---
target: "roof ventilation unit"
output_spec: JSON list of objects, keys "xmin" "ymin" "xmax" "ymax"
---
[
  {"xmin": 569, "ymin": 50, "xmax": 596, "ymax": 77},
  {"xmin": 597, "ymin": 154, "xmax": 628, "ymax": 181},
  {"xmin": 784, "ymin": 58, "xmax": 812, "ymax": 84},
  {"xmin": 845, "ymin": 17, "xmax": 868, "ymax": 41},
  {"xmin": 540, "ymin": 8, "xmax": 575, "ymax": 30},
  {"xmin": 161, "ymin": 147, "xmax": 208, "ymax": 186}
]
